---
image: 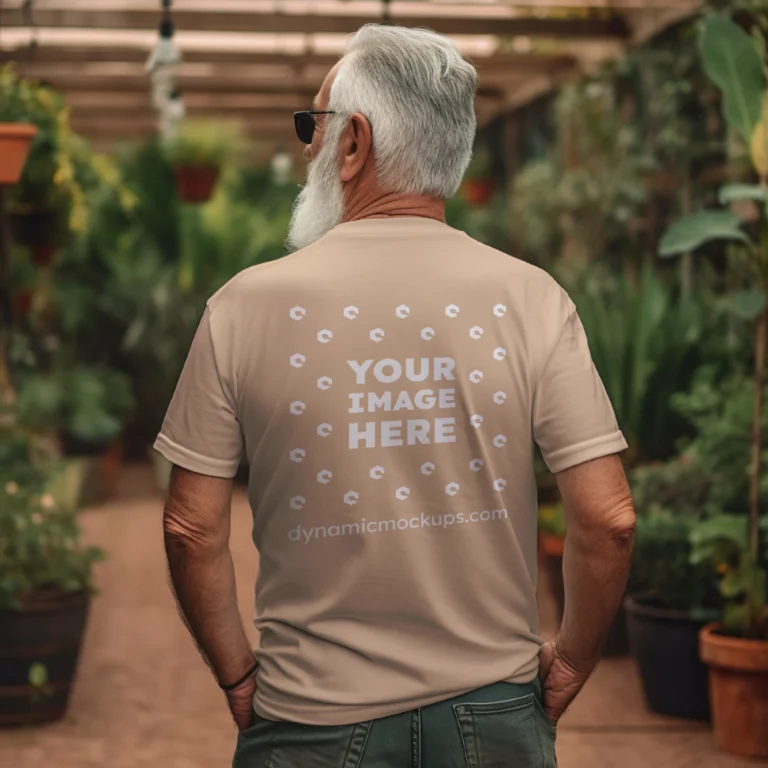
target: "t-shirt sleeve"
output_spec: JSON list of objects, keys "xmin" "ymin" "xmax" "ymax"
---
[
  {"xmin": 153, "ymin": 306, "xmax": 243, "ymax": 478},
  {"xmin": 532, "ymin": 308, "xmax": 628, "ymax": 474}
]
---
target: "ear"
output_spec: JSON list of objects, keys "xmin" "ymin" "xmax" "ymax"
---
[{"xmin": 339, "ymin": 112, "xmax": 373, "ymax": 183}]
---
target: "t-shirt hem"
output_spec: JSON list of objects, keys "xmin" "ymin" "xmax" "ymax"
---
[
  {"xmin": 543, "ymin": 430, "xmax": 628, "ymax": 474},
  {"xmin": 153, "ymin": 433, "xmax": 240, "ymax": 479},
  {"xmin": 251, "ymin": 660, "xmax": 540, "ymax": 726}
]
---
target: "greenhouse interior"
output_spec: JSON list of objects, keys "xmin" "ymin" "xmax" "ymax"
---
[{"xmin": 1, "ymin": 1, "xmax": 768, "ymax": 766}]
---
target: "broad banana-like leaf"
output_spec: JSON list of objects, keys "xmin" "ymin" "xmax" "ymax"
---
[
  {"xmin": 700, "ymin": 16, "xmax": 765, "ymax": 144},
  {"xmin": 659, "ymin": 210, "xmax": 750, "ymax": 257},
  {"xmin": 718, "ymin": 183, "xmax": 767, "ymax": 204},
  {"xmin": 726, "ymin": 289, "xmax": 768, "ymax": 320}
]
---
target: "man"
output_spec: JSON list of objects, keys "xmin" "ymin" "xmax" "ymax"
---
[{"xmin": 156, "ymin": 24, "xmax": 636, "ymax": 768}]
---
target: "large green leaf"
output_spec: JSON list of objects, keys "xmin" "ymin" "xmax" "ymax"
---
[
  {"xmin": 718, "ymin": 183, "xmax": 767, "ymax": 204},
  {"xmin": 700, "ymin": 16, "xmax": 766, "ymax": 143},
  {"xmin": 691, "ymin": 515, "xmax": 748, "ymax": 548},
  {"xmin": 659, "ymin": 210, "xmax": 750, "ymax": 257},
  {"xmin": 726, "ymin": 289, "xmax": 768, "ymax": 320}
]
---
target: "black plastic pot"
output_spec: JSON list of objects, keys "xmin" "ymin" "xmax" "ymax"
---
[
  {"xmin": 625, "ymin": 593, "xmax": 716, "ymax": 721},
  {"xmin": 0, "ymin": 590, "xmax": 90, "ymax": 726}
]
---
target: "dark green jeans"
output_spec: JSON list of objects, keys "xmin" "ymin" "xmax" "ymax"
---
[{"xmin": 233, "ymin": 679, "xmax": 557, "ymax": 768}]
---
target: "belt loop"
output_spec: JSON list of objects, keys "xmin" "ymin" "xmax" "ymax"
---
[{"xmin": 411, "ymin": 708, "xmax": 422, "ymax": 768}]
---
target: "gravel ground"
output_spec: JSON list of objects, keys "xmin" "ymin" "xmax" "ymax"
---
[{"xmin": 0, "ymin": 464, "xmax": 756, "ymax": 768}]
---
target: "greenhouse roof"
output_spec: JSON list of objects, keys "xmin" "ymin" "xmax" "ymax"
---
[{"xmin": 0, "ymin": 0, "xmax": 702, "ymax": 155}]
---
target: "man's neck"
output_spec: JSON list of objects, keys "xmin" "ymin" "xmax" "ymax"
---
[{"xmin": 343, "ymin": 192, "xmax": 446, "ymax": 225}]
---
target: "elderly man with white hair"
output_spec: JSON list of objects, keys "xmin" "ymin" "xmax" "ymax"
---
[{"xmin": 156, "ymin": 24, "xmax": 635, "ymax": 768}]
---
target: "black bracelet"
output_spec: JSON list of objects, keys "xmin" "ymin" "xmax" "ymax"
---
[{"xmin": 219, "ymin": 662, "xmax": 259, "ymax": 692}]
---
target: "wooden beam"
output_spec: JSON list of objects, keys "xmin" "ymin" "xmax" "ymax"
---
[
  {"xmin": 13, "ymin": 71, "xmax": 507, "ymax": 100},
  {"xmin": 62, "ymin": 92, "xmax": 502, "ymax": 116},
  {"xmin": 62, "ymin": 91, "xmax": 310, "ymax": 112},
  {"xmin": 70, "ymin": 115, "xmax": 293, "ymax": 137},
  {"xmin": 0, "ymin": 7, "xmax": 631, "ymax": 40},
  {"xmin": 0, "ymin": 44, "xmax": 576, "ymax": 75}
]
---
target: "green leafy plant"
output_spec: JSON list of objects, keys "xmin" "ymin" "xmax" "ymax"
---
[
  {"xmin": 0, "ymin": 425, "xmax": 103, "ymax": 609},
  {"xmin": 630, "ymin": 510, "xmax": 721, "ymax": 615},
  {"xmin": 15, "ymin": 365, "xmax": 135, "ymax": 451},
  {"xmin": 659, "ymin": 14, "xmax": 768, "ymax": 639},
  {"xmin": 510, "ymin": 76, "xmax": 650, "ymax": 268},
  {"xmin": 164, "ymin": 120, "xmax": 246, "ymax": 168},
  {"xmin": 563, "ymin": 263, "xmax": 705, "ymax": 463}
]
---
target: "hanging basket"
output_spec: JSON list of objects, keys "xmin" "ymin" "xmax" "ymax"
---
[
  {"xmin": 462, "ymin": 178, "xmax": 495, "ymax": 207},
  {"xmin": 173, "ymin": 165, "xmax": 220, "ymax": 204},
  {"xmin": 0, "ymin": 124, "xmax": 37, "ymax": 186}
]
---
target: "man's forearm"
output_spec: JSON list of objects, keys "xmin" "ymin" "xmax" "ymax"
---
[
  {"xmin": 164, "ymin": 533, "xmax": 255, "ymax": 686},
  {"xmin": 559, "ymin": 513, "xmax": 635, "ymax": 670}
]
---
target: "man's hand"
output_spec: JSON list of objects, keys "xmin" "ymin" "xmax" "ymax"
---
[
  {"xmin": 538, "ymin": 640, "xmax": 593, "ymax": 726},
  {"xmin": 225, "ymin": 672, "xmax": 258, "ymax": 731}
]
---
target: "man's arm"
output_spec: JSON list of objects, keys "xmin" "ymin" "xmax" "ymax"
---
[
  {"xmin": 558, "ymin": 453, "xmax": 636, "ymax": 667},
  {"xmin": 539, "ymin": 454, "xmax": 636, "ymax": 722},
  {"xmin": 163, "ymin": 466, "xmax": 256, "ymax": 702}
]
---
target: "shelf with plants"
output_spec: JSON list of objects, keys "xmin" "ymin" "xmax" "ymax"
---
[{"xmin": 0, "ymin": 68, "xmax": 139, "ymax": 727}]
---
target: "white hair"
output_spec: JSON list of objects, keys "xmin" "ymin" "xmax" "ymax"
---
[
  {"xmin": 286, "ymin": 116, "xmax": 347, "ymax": 251},
  {"xmin": 329, "ymin": 24, "xmax": 478, "ymax": 199}
]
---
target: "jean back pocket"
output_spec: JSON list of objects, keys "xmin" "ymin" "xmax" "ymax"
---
[{"xmin": 453, "ymin": 692, "xmax": 556, "ymax": 768}]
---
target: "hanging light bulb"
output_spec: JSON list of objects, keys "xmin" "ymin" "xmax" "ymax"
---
[
  {"xmin": 271, "ymin": 146, "xmax": 294, "ymax": 186},
  {"xmin": 146, "ymin": 0, "xmax": 182, "ymax": 111}
]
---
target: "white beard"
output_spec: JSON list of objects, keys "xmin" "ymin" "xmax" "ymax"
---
[{"xmin": 286, "ymin": 124, "xmax": 345, "ymax": 252}]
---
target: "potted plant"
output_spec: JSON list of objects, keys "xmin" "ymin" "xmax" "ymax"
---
[
  {"xmin": 0, "ymin": 66, "xmax": 74, "ymax": 262},
  {"xmin": 15, "ymin": 365, "xmax": 135, "ymax": 506},
  {"xmin": 164, "ymin": 120, "xmax": 244, "ymax": 204},
  {"xmin": 658, "ymin": 14, "xmax": 768, "ymax": 758},
  {"xmin": 624, "ymin": 481, "xmax": 721, "ymax": 720},
  {"xmin": 0, "ymin": 423, "xmax": 103, "ymax": 726},
  {"xmin": 462, "ymin": 145, "xmax": 495, "ymax": 207}
]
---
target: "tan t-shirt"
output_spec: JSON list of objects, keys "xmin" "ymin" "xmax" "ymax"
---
[{"xmin": 154, "ymin": 217, "xmax": 627, "ymax": 726}]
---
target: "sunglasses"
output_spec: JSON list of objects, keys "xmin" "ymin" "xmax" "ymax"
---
[{"xmin": 294, "ymin": 110, "xmax": 336, "ymax": 145}]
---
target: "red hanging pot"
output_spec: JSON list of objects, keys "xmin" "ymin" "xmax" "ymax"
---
[{"xmin": 173, "ymin": 165, "xmax": 220, "ymax": 204}]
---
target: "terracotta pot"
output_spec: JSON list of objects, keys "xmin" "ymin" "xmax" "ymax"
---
[
  {"xmin": 462, "ymin": 178, "xmax": 495, "ymax": 207},
  {"xmin": 173, "ymin": 165, "xmax": 219, "ymax": 204},
  {"xmin": 99, "ymin": 439, "xmax": 123, "ymax": 499},
  {"xmin": 700, "ymin": 623, "xmax": 768, "ymax": 758},
  {"xmin": 0, "ymin": 123, "xmax": 37, "ymax": 185},
  {"xmin": 539, "ymin": 533, "xmax": 564, "ymax": 559}
]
